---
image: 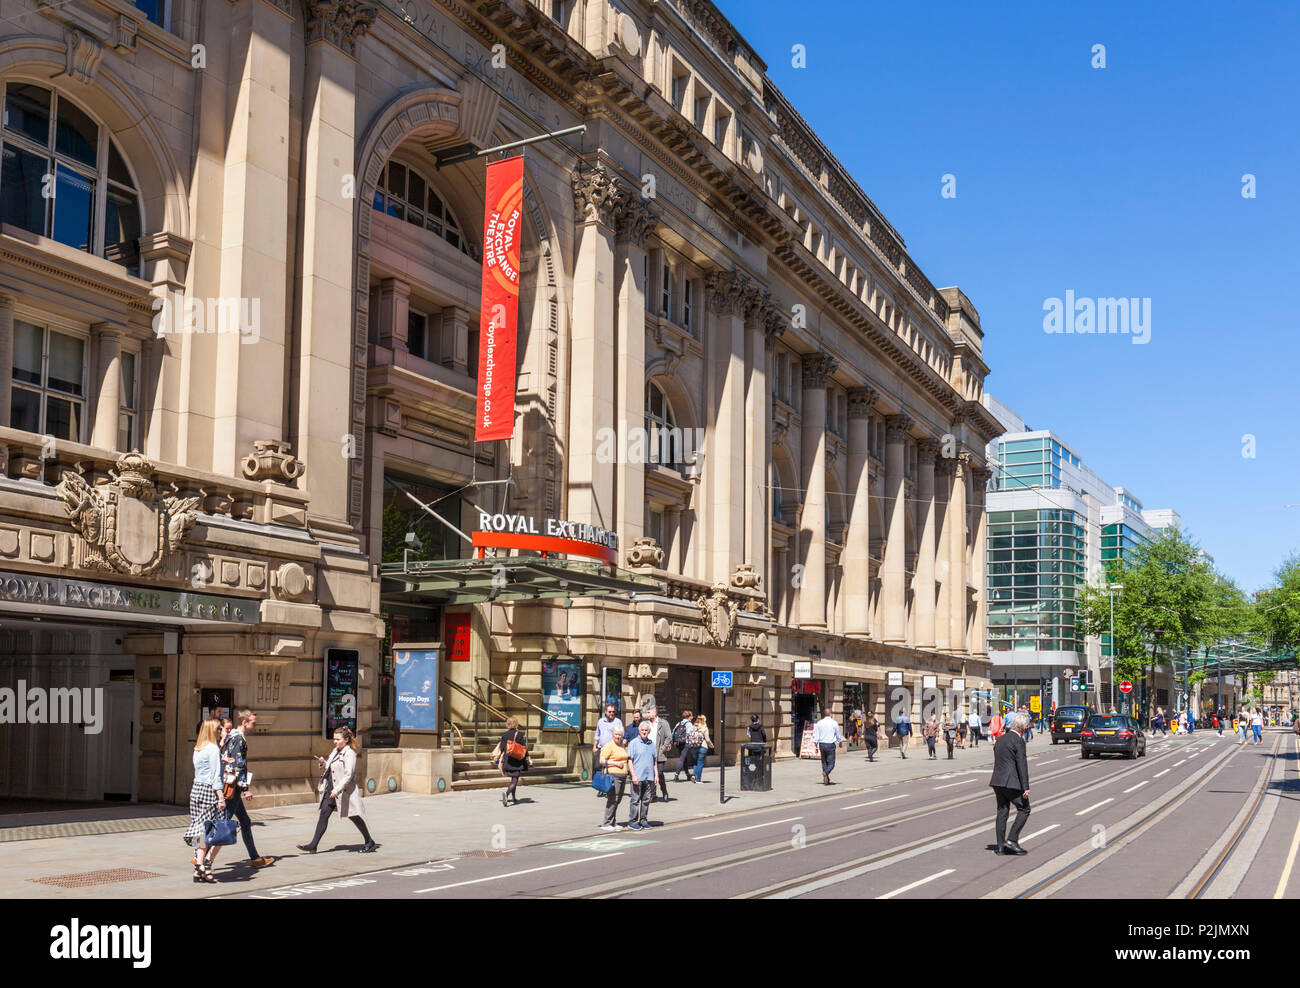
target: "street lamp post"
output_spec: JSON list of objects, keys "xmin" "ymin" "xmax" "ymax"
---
[{"xmin": 1108, "ymin": 583, "xmax": 1123, "ymax": 713}]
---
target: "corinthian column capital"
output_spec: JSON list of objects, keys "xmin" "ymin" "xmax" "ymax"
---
[
  {"xmin": 705, "ymin": 269, "xmax": 754, "ymax": 317},
  {"xmin": 885, "ymin": 414, "xmax": 913, "ymax": 442},
  {"xmin": 614, "ymin": 192, "xmax": 659, "ymax": 247},
  {"xmin": 302, "ymin": 1, "xmax": 377, "ymax": 56},
  {"xmin": 917, "ymin": 438, "xmax": 940, "ymax": 464},
  {"xmin": 572, "ymin": 164, "xmax": 623, "ymax": 227},
  {"xmin": 801, "ymin": 352, "xmax": 839, "ymax": 389},
  {"xmin": 847, "ymin": 387, "xmax": 879, "ymax": 419}
]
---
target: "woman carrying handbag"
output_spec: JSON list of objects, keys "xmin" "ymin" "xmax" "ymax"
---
[
  {"xmin": 183, "ymin": 718, "xmax": 228, "ymax": 883},
  {"xmin": 297, "ymin": 726, "xmax": 377, "ymax": 853},
  {"xmin": 492, "ymin": 716, "xmax": 533, "ymax": 806}
]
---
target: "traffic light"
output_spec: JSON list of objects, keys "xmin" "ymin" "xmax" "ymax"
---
[
  {"xmin": 1076, "ymin": 671, "xmax": 1090, "ymax": 690},
  {"xmin": 1070, "ymin": 677, "xmax": 1080, "ymax": 692}
]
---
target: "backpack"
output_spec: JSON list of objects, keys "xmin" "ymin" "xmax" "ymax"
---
[
  {"xmin": 672, "ymin": 719, "xmax": 689, "ymax": 746},
  {"xmin": 688, "ymin": 727, "xmax": 704, "ymax": 748}
]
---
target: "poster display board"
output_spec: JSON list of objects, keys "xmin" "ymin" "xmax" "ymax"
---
[
  {"xmin": 601, "ymin": 666, "xmax": 622, "ymax": 719},
  {"xmin": 324, "ymin": 648, "xmax": 359, "ymax": 739},
  {"xmin": 542, "ymin": 656, "xmax": 582, "ymax": 729},
  {"xmin": 394, "ymin": 644, "xmax": 439, "ymax": 732}
]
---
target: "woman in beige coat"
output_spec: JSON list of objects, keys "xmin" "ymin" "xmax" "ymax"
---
[{"xmin": 297, "ymin": 726, "xmax": 377, "ymax": 853}]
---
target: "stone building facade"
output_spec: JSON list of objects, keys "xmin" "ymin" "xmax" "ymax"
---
[{"xmin": 0, "ymin": 0, "xmax": 999, "ymax": 804}]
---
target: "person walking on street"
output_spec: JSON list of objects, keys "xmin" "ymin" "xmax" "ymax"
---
[
  {"xmin": 491, "ymin": 715, "xmax": 533, "ymax": 806},
  {"xmin": 1252, "ymin": 708, "xmax": 1264, "ymax": 744},
  {"xmin": 813, "ymin": 707, "xmax": 844, "ymax": 783},
  {"xmin": 184, "ymin": 718, "xmax": 227, "ymax": 883},
  {"xmin": 942, "ymin": 713, "xmax": 956, "ymax": 759},
  {"xmin": 923, "ymin": 714, "xmax": 940, "ymax": 759},
  {"xmin": 593, "ymin": 703, "xmax": 623, "ymax": 797},
  {"xmin": 672, "ymin": 709, "xmax": 694, "ymax": 782},
  {"xmin": 1153, "ymin": 709, "xmax": 1165, "ymax": 736},
  {"xmin": 863, "ymin": 711, "xmax": 879, "ymax": 762},
  {"xmin": 297, "ymin": 726, "xmax": 376, "ymax": 854},
  {"xmin": 598, "ymin": 726, "xmax": 630, "ymax": 830},
  {"xmin": 626, "ymin": 720, "xmax": 658, "ymax": 830},
  {"xmin": 1212, "ymin": 713, "xmax": 1221, "ymax": 736},
  {"xmin": 988, "ymin": 708, "xmax": 1004, "ymax": 740},
  {"xmin": 1022, "ymin": 706, "xmax": 1034, "ymax": 743},
  {"xmin": 642, "ymin": 704, "xmax": 673, "ymax": 800},
  {"xmin": 222, "ymin": 709, "xmax": 275, "ymax": 869},
  {"xmin": 690, "ymin": 715, "xmax": 713, "ymax": 783},
  {"xmin": 892, "ymin": 708, "xmax": 912, "ymax": 759},
  {"xmin": 969, "ymin": 709, "xmax": 982, "ymax": 747},
  {"xmin": 989, "ymin": 712, "xmax": 1032, "ymax": 855},
  {"xmin": 958, "ymin": 711, "xmax": 968, "ymax": 749}
]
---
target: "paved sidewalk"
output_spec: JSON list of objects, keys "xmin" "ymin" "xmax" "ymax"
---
[{"xmin": 2, "ymin": 736, "xmax": 1028, "ymax": 898}]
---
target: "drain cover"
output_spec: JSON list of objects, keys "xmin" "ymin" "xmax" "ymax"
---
[{"xmin": 31, "ymin": 868, "xmax": 164, "ymax": 889}]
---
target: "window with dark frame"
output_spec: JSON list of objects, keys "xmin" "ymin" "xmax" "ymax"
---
[{"xmin": 11, "ymin": 319, "xmax": 85, "ymax": 441}]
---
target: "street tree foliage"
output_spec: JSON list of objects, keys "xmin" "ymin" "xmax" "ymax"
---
[
  {"xmin": 1259, "ymin": 555, "xmax": 1300, "ymax": 654},
  {"xmin": 1080, "ymin": 527, "xmax": 1220, "ymax": 720}
]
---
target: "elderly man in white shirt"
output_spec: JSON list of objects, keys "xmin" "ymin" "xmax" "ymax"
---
[{"xmin": 812, "ymin": 708, "xmax": 845, "ymax": 784}]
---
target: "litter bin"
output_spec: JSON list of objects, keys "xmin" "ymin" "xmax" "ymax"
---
[{"xmin": 740, "ymin": 742, "xmax": 772, "ymax": 791}]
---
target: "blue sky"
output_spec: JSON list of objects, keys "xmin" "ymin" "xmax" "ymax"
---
[{"xmin": 725, "ymin": 0, "xmax": 1300, "ymax": 593}]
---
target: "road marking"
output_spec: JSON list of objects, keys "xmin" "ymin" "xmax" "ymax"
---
[
  {"xmin": 840, "ymin": 794, "xmax": 907, "ymax": 810},
  {"xmin": 413, "ymin": 853, "xmax": 624, "ymax": 893},
  {"xmin": 1123, "ymin": 781, "xmax": 1149, "ymax": 794},
  {"xmin": 1174, "ymin": 759, "xmax": 1187, "ymax": 766},
  {"xmin": 1074, "ymin": 797, "xmax": 1113, "ymax": 816},
  {"xmin": 1019, "ymin": 824, "xmax": 1060, "ymax": 842},
  {"xmin": 1037, "ymin": 759, "xmax": 1059, "ymax": 766},
  {"xmin": 691, "ymin": 816, "xmax": 803, "ymax": 840},
  {"xmin": 1275, "ymin": 742, "xmax": 1300, "ymax": 899},
  {"xmin": 1154, "ymin": 769, "xmax": 1171, "ymax": 778},
  {"xmin": 876, "ymin": 868, "xmax": 955, "ymax": 899},
  {"xmin": 933, "ymin": 779, "xmax": 977, "ymax": 790}
]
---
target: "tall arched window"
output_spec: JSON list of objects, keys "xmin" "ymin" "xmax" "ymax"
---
[
  {"xmin": 372, "ymin": 159, "xmax": 472, "ymax": 256},
  {"xmin": 0, "ymin": 83, "xmax": 143, "ymax": 275},
  {"xmin": 646, "ymin": 380, "xmax": 691, "ymax": 474}
]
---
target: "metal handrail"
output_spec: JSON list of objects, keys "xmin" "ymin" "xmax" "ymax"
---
[
  {"xmin": 443, "ymin": 679, "xmax": 509, "ymax": 755},
  {"xmin": 442, "ymin": 718, "xmax": 465, "ymax": 751},
  {"xmin": 475, "ymin": 675, "xmax": 588, "ymax": 779}
]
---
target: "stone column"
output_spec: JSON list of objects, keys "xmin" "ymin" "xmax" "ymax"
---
[
  {"xmin": 375, "ymin": 279, "xmax": 411, "ymax": 352},
  {"xmin": 615, "ymin": 194, "xmax": 656, "ymax": 550},
  {"xmin": 704, "ymin": 270, "xmax": 749, "ymax": 582},
  {"xmin": 843, "ymin": 386, "xmax": 878, "ymax": 637},
  {"xmin": 798, "ymin": 353, "xmax": 837, "ymax": 629},
  {"xmin": 916, "ymin": 439, "xmax": 939, "ymax": 648},
  {"xmin": 438, "ymin": 306, "xmax": 470, "ymax": 373},
  {"xmin": 882, "ymin": 414, "xmax": 912, "ymax": 642},
  {"xmin": 971, "ymin": 465, "xmax": 992, "ymax": 656},
  {"xmin": 948, "ymin": 451, "xmax": 970, "ymax": 654},
  {"xmin": 742, "ymin": 294, "xmax": 770, "ymax": 586},
  {"xmin": 569, "ymin": 164, "xmax": 622, "ymax": 529},
  {"xmin": 91, "ymin": 324, "xmax": 123, "ymax": 450},
  {"xmin": 934, "ymin": 458, "xmax": 954, "ymax": 650},
  {"xmin": 0, "ymin": 295, "xmax": 13, "ymax": 428},
  {"xmin": 211, "ymin": 0, "xmax": 299, "ymax": 476},
  {"xmin": 294, "ymin": 4, "xmax": 375, "ymax": 522}
]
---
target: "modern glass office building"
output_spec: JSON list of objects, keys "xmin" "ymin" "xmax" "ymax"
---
[{"xmin": 982, "ymin": 396, "xmax": 1182, "ymax": 711}]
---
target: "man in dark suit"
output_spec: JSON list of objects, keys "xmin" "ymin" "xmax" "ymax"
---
[{"xmin": 989, "ymin": 711, "xmax": 1031, "ymax": 855}]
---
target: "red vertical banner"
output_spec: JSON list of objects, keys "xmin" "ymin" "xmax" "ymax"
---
[{"xmin": 475, "ymin": 154, "xmax": 524, "ymax": 442}]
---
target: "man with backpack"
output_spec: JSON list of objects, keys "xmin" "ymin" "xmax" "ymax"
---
[{"xmin": 672, "ymin": 709, "xmax": 694, "ymax": 782}]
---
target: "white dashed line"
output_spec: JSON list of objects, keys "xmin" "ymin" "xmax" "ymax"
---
[
  {"xmin": 1075, "ymin": 797, "xmax": 1114, "ymax": 816},
  {"xmin": 1123, "ymin": 781, "xmax": 1149, "ymax": 794},
  {"xmin": 876, "ymin": 868, "xmax": 955, "ymax": 899}
]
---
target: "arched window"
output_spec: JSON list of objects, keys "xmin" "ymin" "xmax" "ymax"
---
[
  {"xmin": 372, "ymin": 160, "xmax": 471, "ymax": 256},
  {"xmin": 645, "ymin": 380, "xmax": 691, "ymax": 474},
  {"xmin": 0, "ymin": 83, "xmax": 143, "ymax": 275}
]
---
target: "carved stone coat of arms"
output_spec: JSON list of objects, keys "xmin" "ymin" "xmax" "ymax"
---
[
  {"xmin": 56, "ymin": 451, "xmax": 199, "ymax": 576},
  {"xmin": 697, "ymin": 581, "xmax": 740, "ymax": 648}
]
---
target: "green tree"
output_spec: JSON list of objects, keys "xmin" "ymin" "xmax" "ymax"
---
[
  {"xmin": 1080, "ymin": 528, "xmax": 1213, "ymax": 722},
  {"xmin": 1259, "ymin": 555, "xmax": 1300, "ymax": 654}
]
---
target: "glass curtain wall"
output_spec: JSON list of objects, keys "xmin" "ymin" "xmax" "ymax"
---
[{"xmin": 987, "ymin": 508, "xmax": 1086, "ymax": 654}]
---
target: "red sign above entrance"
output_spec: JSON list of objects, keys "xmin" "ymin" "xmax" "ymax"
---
[
  {"xmin": 472, "ymin": 531, "xmax": 616, "ymax": 565},
  {"xmin": 791, "ymin": 679, "xmax": 822, "ymax": 695}
]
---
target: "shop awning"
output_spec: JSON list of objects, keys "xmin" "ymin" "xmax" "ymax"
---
[{"xmin": 380, "ymin": 555, "xmax": 662, "ymax": 605}]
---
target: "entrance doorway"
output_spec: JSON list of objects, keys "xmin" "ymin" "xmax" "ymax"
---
[{"xmin": 101, "ymin": 681, "xmax": 137, "ymax": 800}]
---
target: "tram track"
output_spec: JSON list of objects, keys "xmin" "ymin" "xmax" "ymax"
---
[{"xmin": 557, "ymin": 741, "xmax": 1194, "ymax": 899}]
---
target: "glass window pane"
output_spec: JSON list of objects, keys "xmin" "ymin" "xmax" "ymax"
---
[
  {"xmin": 427, "ymin": 187, "xmax": 444, "ymax": 217},
  {"xmin": 108, "ymin": 140, "xmax": 133, "ymax": 187},
  {"xmin": 387, "ymin": 162, "xmax": 405, "ymax": 197},
  {"xmin": 120, "ymin": 351, "xmax": 136, "ymax": 410},
  {"xmin": 47, "ymin": 331, "xmax": 84, "ymax": 395},
  {"xmin": 1, "ymin": 144, "xmax": 49, "ymax": 236},
  {"xmin": 54, "ymin": 97, "xmax": 98, "ymax": 168},
  {"xmin": 44, "ymin": 395, "xmax": 81, "ymax": 441},
  {"xmin": 372, "ymin": 188, "xmax": 385, "ymax": 212},
  {"xmin": 405, "ymin": 207, "xmax": 423, "ymax": 228},
  {"xmin": 52, "ymin": 164, "xmax": 95, "ymax": 252},
  {"xmin": 11, "ymin": 386, "xmax": 41, "ymax": 432},
  {"xmin": 407, "ymin": 171, "xmax": 425, "ymax": 211},
  {"xmin": 118, "ymin": 411, "xmax": 134, "ymax": 451},
  {"xmin": 444, "ymin": 209, "xmax": 459, "ymax": 231},
  {"xmin": 131, "ymin": 0, "xmax": 166, "ymax": 28},
  {"xmin": 13, "ymin": 320, "xmax": 42, "ymax": 386},
  {"xmin": 444, "ymin": 229, "xmax": 459, "ymax": 249},
  {"xmin": 3, "ymin": 83, "xmax": 51, "ymax": 145},
  {"xmin": 103, "ymin": 185, "xmax": 141, "ymax": 271}
]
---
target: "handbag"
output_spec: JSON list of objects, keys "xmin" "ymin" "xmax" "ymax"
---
[
  {"xmin": 591, "ymin": 770, "xmax": 615, "ymax": 793},
  {"xmin": 504, "ymin": 729, "xmax": 528, "ymax": 761},
  {"xmin": 204, "ymin": 816, "xmax": 239, "ymax": 846}
]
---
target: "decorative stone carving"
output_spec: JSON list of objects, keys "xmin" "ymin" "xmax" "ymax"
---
[
  {"xmin": 697, "ymin": 581, "xmax": 740, "ymax": 647},
  {"xmin": 771, "ymin": 421, "xmax": 788, "ymax": 443},
  {"xmin": 653, "ymin": 617, "xmax": 672, "ymax": 643},
  {"xmin": 847, "ymin": 387, "xmax": 879, "ymax": 419},
  {"xmin": 614, "ymin": 11, "xmax": 643, "ymax": 58},
  {"xmin": 730, "ymin": 563, "xmax": 761, "ymax": 590},
  {"xmin": 971, "ymin": 465, "xmax": 994, "ymax": 487},
  {"xmin": 615, "ymin": 194, "xmax": 659, "ymax": 248},
  {"xmin": 572, "ymin": 164, "xmax": 623, "ymax": 227},
  {"xmin": 763, "ymin": 306, "xmax": 787, "ymax": 346},
  {"xmin": 626, "ymin": 537, "xmax": 664, "ymax": 568},
  {"xmin": 241, "ymin": 440, "xmax": 304, "ymax": 483},
  {"xmin": 302, "ymin": 0, "xmax": 378, "ymax": 57},
  {"xmin": 271, "ymin": 561, "xmax": 314, "ymax": 601},
  {"xmin": 114, "ymin": 15, "xmax": 138, "ymax": 53},
  {"xmin": 705, "ymin": 269, "xmax": 751, "ymax": 317},
  {"xmin": 801, "ymin": 352, "xmax": 839, "ymax": 389},
  {"xmin": 64, "ymin": 29, "xmax": 103, "ymax": 84},
  {"xmin": 917, "ymin": 438, "xmax": 940, "ymax": 464},
  {"xmin": 885, "ymin": 414, "xmax": 914, "ymax": 442},
  {"xmin": 55, "ymin": 451, "xmax": 199, "ymax": 576}
]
